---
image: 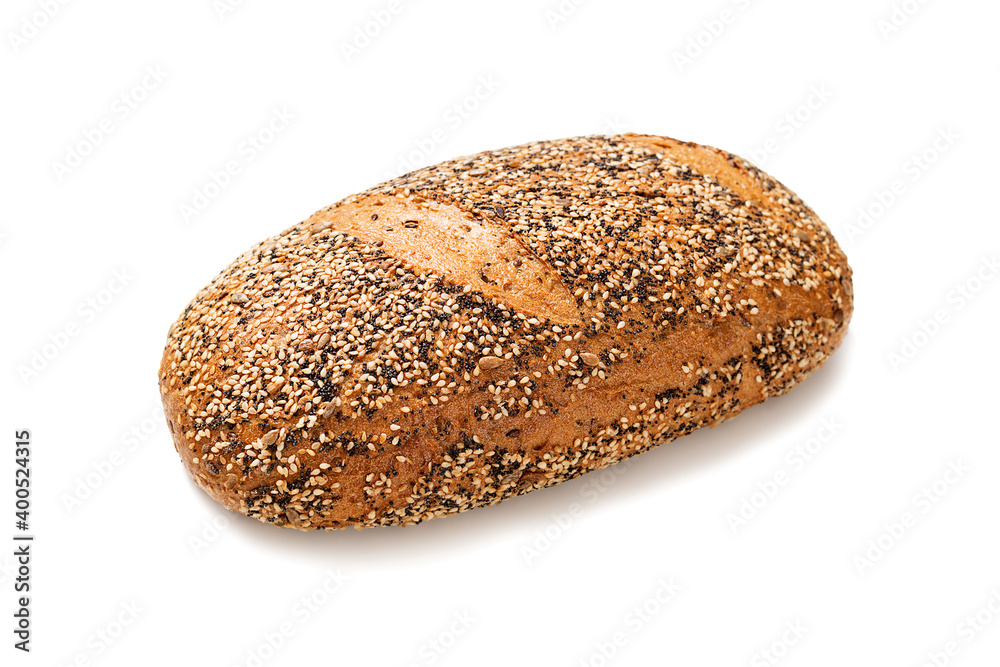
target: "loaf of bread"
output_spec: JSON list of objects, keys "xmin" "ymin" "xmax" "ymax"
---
[{"xmin": 159, "ymin": 133, "xmax": 853, "ymax": 531}]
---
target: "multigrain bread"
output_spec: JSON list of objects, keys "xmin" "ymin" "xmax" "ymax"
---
[{"xmin": 159, "ymin": 133, "xmax": 853, "ymax": 531}]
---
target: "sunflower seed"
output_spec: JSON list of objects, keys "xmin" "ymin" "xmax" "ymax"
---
[
  {"xmin": 501, "ymin": 470, "xmax": 523, "ymax": 485},
  {"xmin": 479, "ymin": 356, "xmax": 503, "ymax": 370},
  {"xmin": 310, "ymin": 219, "xmax": 333, "ymax": 233}
]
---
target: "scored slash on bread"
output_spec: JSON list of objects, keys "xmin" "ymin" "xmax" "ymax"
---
[{"xmin": 159, "ymin": 133, "xmax": 853, "ymax": 531}]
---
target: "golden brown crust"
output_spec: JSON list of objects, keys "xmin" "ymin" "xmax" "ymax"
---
[
  {"xmin": 159, "ymin": 133, "xmax": 853, "ymax": 530},
  {"xmin": 305, "ymin": 196, "xmax": 580, "ymax": 323}
]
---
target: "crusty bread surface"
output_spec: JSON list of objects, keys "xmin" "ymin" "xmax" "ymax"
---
[{"xmin": 159, "ymin": 133, "xmax": 853, "ymax": 530}]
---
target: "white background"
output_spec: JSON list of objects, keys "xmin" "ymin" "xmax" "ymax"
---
[{"xmin": 1, "ymin": 1, "xmax": 998, "ymax": 665}]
